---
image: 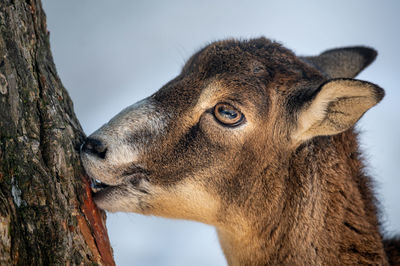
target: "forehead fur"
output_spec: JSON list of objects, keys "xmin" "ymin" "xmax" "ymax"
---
[
  {"xmin": 183, "ymin": 38, "xmax": 304, "ymax": 77},
  {"xmin": 155, "ymin": 37, "xmax": 323, "ymax": 106}
]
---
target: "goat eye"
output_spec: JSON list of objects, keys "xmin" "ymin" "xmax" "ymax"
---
[{"xmin": 213, "ymin": 103, "xmax": 244, "ymax": 126}]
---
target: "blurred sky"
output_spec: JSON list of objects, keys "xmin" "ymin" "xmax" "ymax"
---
[{"xmin": 42, "ymin": 1, "xmax": 399, "ymax": 265}]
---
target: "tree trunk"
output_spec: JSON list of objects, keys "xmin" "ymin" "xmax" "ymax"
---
[{"xmin": 0, "ymin": 0, "xmax": 115, "ymax": 265}]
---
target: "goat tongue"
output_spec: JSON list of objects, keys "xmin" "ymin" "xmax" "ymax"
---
[{"xmin": 90, "ymin": 178, "xmax": 110, "ymax": 193}]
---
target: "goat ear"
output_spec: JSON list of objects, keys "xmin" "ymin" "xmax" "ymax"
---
[
  {"xmin": 300, "ymin": 47, "xmax": 377, "ymax": 78},
  {"xmin": 292, "ymin": 78, "xmax": 384, "ymax": 144}
]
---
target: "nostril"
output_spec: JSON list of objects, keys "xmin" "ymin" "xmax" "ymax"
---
[{"xmin": 81, "ymin": 138, "xmax": 108, "ymax": 159}]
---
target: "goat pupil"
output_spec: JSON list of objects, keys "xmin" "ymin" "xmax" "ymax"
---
[{"xmin": 219, "ymin": 107, "xmax": 237, "ymax": 119}]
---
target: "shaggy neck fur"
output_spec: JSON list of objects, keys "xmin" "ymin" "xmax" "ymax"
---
[{"xmin": 218, "ymin": 129, "xmax": 388, "ymax": 265}]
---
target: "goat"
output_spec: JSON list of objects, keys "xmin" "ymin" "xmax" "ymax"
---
[{"xmin": 81, "ymin": 37, "xmax": 399, "ymax": 265}]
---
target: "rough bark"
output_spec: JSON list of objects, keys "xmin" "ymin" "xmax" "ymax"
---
[{"xmin": 0, "ymin": 0, "xmax": 115, "ymax": 265}]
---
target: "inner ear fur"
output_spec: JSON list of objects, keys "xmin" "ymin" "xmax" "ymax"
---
[
  {"xmin": 292, "ymin": 78, "xmax": 384, "ymax": 145},
  {"xmin": 301, "ymin": 47, "xmax": 377, "ymax": 78}
]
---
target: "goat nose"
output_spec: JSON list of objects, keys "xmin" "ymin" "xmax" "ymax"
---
[{"xmin": 81, "ymin": 138, "xmax": 108, "ymax": 159}]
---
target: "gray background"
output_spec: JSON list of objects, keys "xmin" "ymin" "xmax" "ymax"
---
[{"xmin": 42, "ymin": 1, "xmax": 399, "ymax": 265}]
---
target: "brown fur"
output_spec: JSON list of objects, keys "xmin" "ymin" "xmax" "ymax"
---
[{"xmin": 81, "ymin": 38, "xmax": 399, "ymax": 265}]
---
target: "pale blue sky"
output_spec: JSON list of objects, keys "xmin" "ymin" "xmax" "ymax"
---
[{"xmin": 42, "ymin": 1, "xmax": 400, "ymax": 265}]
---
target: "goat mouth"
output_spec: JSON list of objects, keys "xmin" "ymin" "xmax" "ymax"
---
[
  {"xmin": 89, "ymin": 174, "xmax": 148, "ymax": 194},
  {"xmin": 88, "ymin": 165, "xmax": 150, "ymax": 194}
]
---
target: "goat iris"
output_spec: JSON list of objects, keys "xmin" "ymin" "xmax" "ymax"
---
[{"xmin": 214, "ymin": 103, "xmax": 244, "ymax": 126}]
